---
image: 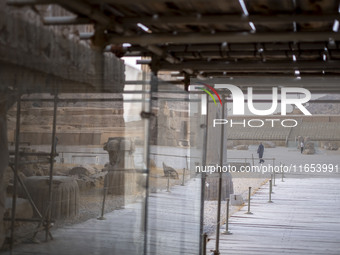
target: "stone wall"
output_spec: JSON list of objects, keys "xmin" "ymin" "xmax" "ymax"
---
[
  {"xmin": 0, "ymin": 2, "xmax": 126, "ymax": 248},
  {"xmin": 151, "ymin": 101, "xmax": 190, "ymax": 147},
  {"xmin": 6, "ymin": 103, "xmax": 126, "ymax": 146},
  {"xmin": 0, "ymin": 2, "xmax": 124, "ymax": 93}
]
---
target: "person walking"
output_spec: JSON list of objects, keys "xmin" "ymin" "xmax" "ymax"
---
[
  {"xmin": 257, "ymin": 142, "xmax": 265, "ymax": 164},
  {"xmin": 300, "ymin": 141, "xmax": 304, "ymax": 154}
]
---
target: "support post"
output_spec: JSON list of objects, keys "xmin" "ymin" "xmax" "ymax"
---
[
  {"xmin": 199, "ymin": 95, "xmax": 209, "ymax": 255},
  {"xmin": 245, "ymin": 187, "xmax": 253, "ymax": 214},
  {"xmin": 98, "ymin": 178, "xmax": 107, "ymax": 220},
  {"xmin": 166, "ymin": 175, "xmax": 170, "ymax": 192},
  {"xmin": 46, "ymin": 92, "xmax": 58, "ymax": 241},
  {"xmin": 143, "ymin": 72, "xmax": 156, "ymax": 255},
  {"xmin": 181, "ymin": 167, "xmax": 185, "ymax": 186},
  {"xmin": 10, "ymin": 92, "xmax": 21, "ymax": 250},
  {"xmin": 271, "ymin": 174, "xmax": 274, "ymax": 193},
  {"xmin": 182, "ymin": 155, "xmax": 188, "ymax": 186},
  {"xmin": 268, "ymin": 180, "xmax": 273, "ymax": 203},
  {"xmin": 203, "ymin": 233, "xmax": 208, "ymax": 255},
  {"xmin": 214, "ymin": 93, "xmax": 226, "ymax": 255},
  {"xmin": 223, "ymin": 198, "xmax": 232, "ymax": 235}
]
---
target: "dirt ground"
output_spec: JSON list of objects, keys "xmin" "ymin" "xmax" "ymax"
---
[{"xmin": 203, "ymin": 176, "xmax": 267, "ymax": 235}]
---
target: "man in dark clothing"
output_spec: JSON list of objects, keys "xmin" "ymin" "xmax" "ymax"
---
[{"xmin": 257, "ymin": 142, "xmax": 265, "ymax": 164}]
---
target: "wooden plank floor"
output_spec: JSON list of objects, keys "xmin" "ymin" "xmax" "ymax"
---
[
  {"xmin": 207, "ymin": 177, "xmax": 340, "ymax": 255},
  {"xmin": 147, "ymin": 179, "xmax": 201, "ymax": 255},
  {"xmin": 5, "ymin": 179, "xmax": 201, "ymax": 255}
]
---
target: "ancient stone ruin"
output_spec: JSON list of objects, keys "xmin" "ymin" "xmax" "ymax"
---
[
  {"xmin": 103, "ymin": 138, "xmax": 138, "ymax": 207},
  {"xmin": 323, "ymin": 142, "xmax": 339, "ymax": 151},
  {"xmin": 21, "ymin": 176, "xmax": 79, "ymax": 219}
]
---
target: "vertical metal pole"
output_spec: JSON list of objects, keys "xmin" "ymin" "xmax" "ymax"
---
[
  {"xmin": 223, "ymin": 198, "xmax": 232, "ymax": 235},
  {"xmin": 273, "ymin": 170, "xmax": 276, "ymax": 186},
  {"xmin": 182, "ymin": 155, "xmax": 188, "ymax": 186},
  {"xmin": 281, "ymin": 166, "xmax": 284, "ymax": 182},
  {"xmin": 268, "ymin": 180, "xmax": 273, "ymax": 203},
  {"xmin": 245, "ymin": 187, "xmax": 252, "ymax": 214},
  {"xmin": 215, "ymin": 93, "xmax": 225, "ymax": 254},
  {"xmin": 199, "ymin": 95, "xmax": 209, "ymax": 255},
  {"xmin": 203, "ymin": 233, "xmax": 208, "ymax": 255},
  {"xmin": 166, "ymin": 175, "xmax": 170, "ymax": 192},
  {"xmin": 46, "ymin": 92, "xmax": 58, "ymax": 241},
  {"xmin": 10, "ymin": 92, "xmax": 21, "ymax": 250},
  {"xmin": 144, "ymin": 72, "xmax": 156, "ymax": 255},
  {"xmin": 270, "ymin": 174, "xmax": 274, "ymax": 193},
  {"xmin": 98, "ymin": 178, "xmax": 107, "ymax": 220},
  {"xmin": 181, "ymin": 167, "xmax": 185, "ymax": 186}
]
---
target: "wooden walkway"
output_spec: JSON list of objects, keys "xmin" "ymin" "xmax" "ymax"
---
[
  {"xmin": 207, "ymin": 177, "xmax": 340, "ymax": 255},
  {"xmin": 6, "ymin": 179, "xmax": 201, "ymax": 255}
]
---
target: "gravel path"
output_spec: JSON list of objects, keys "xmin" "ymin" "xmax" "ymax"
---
[{"xmin": 203, "ymin": 176, "xmax": 268, "ymax": 235}]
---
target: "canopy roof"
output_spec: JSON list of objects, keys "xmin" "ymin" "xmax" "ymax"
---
[{"xmin": 7, "ymin": 0, "xmax": 340, "ymax": 91}]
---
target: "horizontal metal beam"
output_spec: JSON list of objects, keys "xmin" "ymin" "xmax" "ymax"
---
[
  {"xmin": 85, "ymin": 0, "xmax": 236, "ymax": 4},
  {"xmin": 124, "ymin": 48, "xmax": 340, "ymax": 58},
  {"xmin": 121, "ymin": 14, "xmax": 340, "ymax": 25},
  {"xmin": 7, "ymin": 0, "xmax": 53, "ymax": 6},
  {"xmin": 137, "ymin": 59, "xmax": 152, "ymax": 65},
  {"xmin": 190, "ymin": 76, "xmax": 340, "ymax": 92},
  {"xmin": 199, "ymin": 72, "xmax": 340, "ymax": 78},
  {"xmin": 164, "ymin": 50, "xmax": 338, "ymax": 59},
  {"xmin": 242, "ymin": 100, "xmax": 340, "ymax": 103},
  {"xmin": 162, "ymin": 42, "xmax": 336, "ymax": 53},
  {"xmin": 158, "ymin": 60, "xmax": 340, "ymax": 72},
  {"xmin": 79, "ymin": 32, "xmax": 94, "ymax": 40},
  {"xmin": 195, "ymin": 89, "xmax": 340, "ymax": 94},
  {"xmin": 109, "ymin": 32, "xmax": 340, "ymax": 45},
  {"xmin": 43, "ymin": 16, "xmax": 93, "ymax": 25},
  {"xmin": 125, "ymin": 80, "xmax": 183, "ymax": 85}
]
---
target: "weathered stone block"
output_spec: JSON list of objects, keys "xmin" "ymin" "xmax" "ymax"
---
[
  {"xmin": 235, "ymin": 145, "xmax": 249, "ymax": 150},
  {"xmin": 21, "ymin": 176, "xmax": 79, "ymax": 219}
]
